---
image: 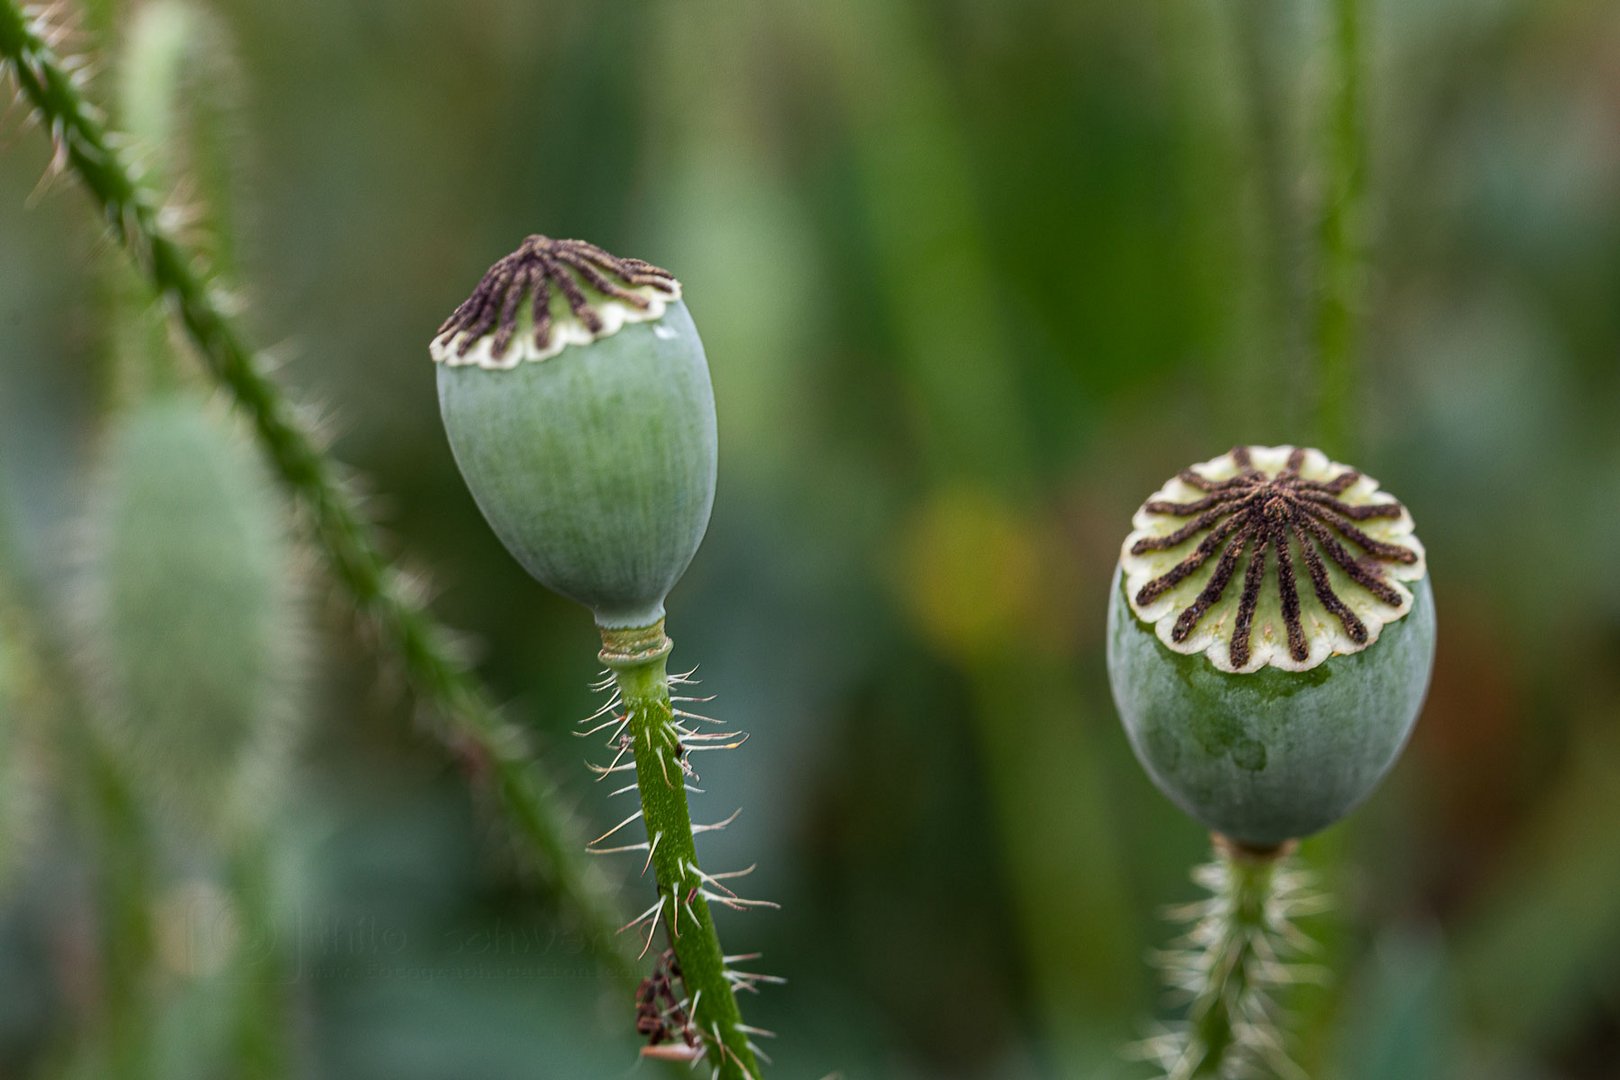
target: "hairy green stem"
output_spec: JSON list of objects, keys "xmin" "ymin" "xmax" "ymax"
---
[
  {"xmin": 1142, "ymin": 836, "xmax": 1314, "ymax": 1080},
  {"xmin": 1315, "ymin": 0, "xmax": 1366, "ymax": 455},
  {"xmin": 601, "ymin": 624, "xmax": 761, "ymax": 1079},
  {"xmin": 1187, "ymin": 841, "xmax": 1279, "ymax": 1077},
  {"xmin": 0, "ymin": 0, "xmax": 629, "ymax": 975}
]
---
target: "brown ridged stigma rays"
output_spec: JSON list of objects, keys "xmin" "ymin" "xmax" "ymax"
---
[
  {"xmin": 1130, "ymin": 446, "xmax": 1420, "ymax": 670},
  {"xmin": 434, "ymin": 236, "xmax": 679, "ymax": 362}
]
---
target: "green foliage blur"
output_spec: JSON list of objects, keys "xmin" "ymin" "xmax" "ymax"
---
[{"xmin": 2, "ymin": 1, "xmax": 1619, "ymax": 1076}]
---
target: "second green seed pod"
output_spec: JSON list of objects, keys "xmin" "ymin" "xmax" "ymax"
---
[{"xmin": 1107, "ymin": 445, "xmax": 1436, "ymax": 846}]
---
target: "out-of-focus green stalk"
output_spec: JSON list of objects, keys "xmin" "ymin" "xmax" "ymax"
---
[
  {"xmin": 104, "ymin": 2, "xmax": 200, "ymax": 408},
  {"xmin": 966, "ymin": 660, "xmax": 1143, "ymax": 1067},
  {"xmin": 225, "ymin": 831, "xmax": 291, "ymax": 1080},
  {"xmin": 1316, "ymin": 0, "xmax": 1366, "ymax": 455},
  {"xmin": 0, "ymin": 0, "xmax": 630, "ymax": 977},
  {"xmin": 1154, "ymin": 2, "xmax": 1260, "ymax": 435},
  {"xmin": 0, "ymin": 569, "xmax": 156, "ymax": 1080},
  {"xmin": 801, "ymin": 2, "xmax": 1028, "ymax": 490},
  {"xmin": 1231, "ymin": 0, "xmax": 1309, "ymax": 433},
  {"xmin": 118, "ymin": 0, "xmax": 241, "ymax": 280},
  {"xmin": 82, "ymin": 730, "xmax": 158, "ymax": 1080}
]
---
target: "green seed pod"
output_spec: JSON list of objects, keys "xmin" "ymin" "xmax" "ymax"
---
[
  {"xmin": 1107, "ymin": 446, "xmax": 1435, "ymax": 846},
  {"xmin": 83, "ymin": 394, "xmax": 300, "ymax": 837},
  {"xmin": 433, "ymin": 236, "xmax": 716, "ymax": 629}
]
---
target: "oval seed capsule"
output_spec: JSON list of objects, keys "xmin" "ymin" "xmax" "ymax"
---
[
  {"xmin": 1106, "ymin": 445, "xmax": 1436, "ymax": 846},
  {"xmin": 432, "ymin": 236, "xmax": 716, "ymax": 630}
]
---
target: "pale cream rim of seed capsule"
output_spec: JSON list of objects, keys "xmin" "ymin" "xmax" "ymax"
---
[
  {"xmin": 1120, "ymin": 445, "xmax": 1427, "ymax": 675},
  {"xmin": 430, "ymin": 280, "xmax": 682, "ymax": 370}
]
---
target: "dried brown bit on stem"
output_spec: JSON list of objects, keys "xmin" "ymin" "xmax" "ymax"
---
[
  {"xmin": 437, "ymin": 235, "xmax": 679, "ymax": 359},
  {"xmin": 635, "ymin": 949, "xmax": 699, "ymax": 1054}
]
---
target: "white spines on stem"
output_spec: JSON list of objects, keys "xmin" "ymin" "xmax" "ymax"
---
[{"xmin": 1133, "ymin": 839, "xmax": 1327, "ymax": 1080}]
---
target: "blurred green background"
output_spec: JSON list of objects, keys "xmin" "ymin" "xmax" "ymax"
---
[{"xmin": 2, "ymin": 0, "xmax": 1619, "ymax": 1077}]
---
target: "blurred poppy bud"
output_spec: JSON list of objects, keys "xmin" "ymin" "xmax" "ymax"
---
[
  {"xmin": 433, "ymin": 236, "xmax": 716, "ymax": 629},
  {"xmin": 1107, "ymin": 445, "xmax": 1435, "ymax": 846},
  {"xmin": 83, "ymin": 394, "xmax": 300, "ymax": 836}
]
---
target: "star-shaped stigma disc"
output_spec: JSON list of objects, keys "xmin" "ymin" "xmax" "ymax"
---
[
  {"xmin": 1120, "ymin": 446, "xmax": 1427, "ymax": 673},
  {"xmin": 431, "ymin": 236, "xmax": 681, "ymax": 370}
]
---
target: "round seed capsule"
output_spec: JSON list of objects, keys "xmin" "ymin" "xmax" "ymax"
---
[
  {"xmin": 432, "ymin": 236, "xmax": 716, "ymax": 629},
  {"xmin": 1106, "ymin": 445, "xmax": 1436, "ymax": 846}
]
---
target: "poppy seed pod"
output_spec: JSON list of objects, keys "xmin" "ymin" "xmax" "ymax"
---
[
  {"xmin": 1107, "ymin": 446, "xmax": 1436, "ymax": 846},
  {"xmin": 433, "ymin": 236, "xmax": 716, "ymax": 629}
]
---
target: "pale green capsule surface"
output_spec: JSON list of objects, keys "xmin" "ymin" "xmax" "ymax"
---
[
  {"xmin": 1106, "ymin": 446, "xmax": 1436, "ymax": 846},
  {"xmin": 433, "ymin": 238, "xmax": 716, "ymax": 629}
]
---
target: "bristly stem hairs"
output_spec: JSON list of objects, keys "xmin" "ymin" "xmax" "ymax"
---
[
  {"xmin": 1133, "ymin": 837, "xmax": 1326, "ymax": 1080},
  {"xmin": 596, "ymin": 624, "xmax": 773, "ymax": 1078},
  {"xmin": 0, "ymin": 0, "xmax": 631, "ymax": 975}
]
